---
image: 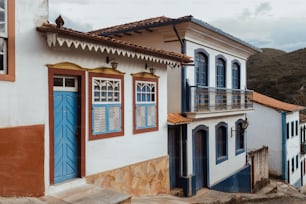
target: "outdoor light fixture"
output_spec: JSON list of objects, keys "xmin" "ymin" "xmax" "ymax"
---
[
  {"xmin": 231, "ymin": 118, "xmax": 249, "ymax": 138},
  {"xmin": 145, "ymin": 63, "xmax": 155, "ymax": 74},
  {"xmin": 106, "ymin": 56, "xmax": 118, "ymax": 69}
]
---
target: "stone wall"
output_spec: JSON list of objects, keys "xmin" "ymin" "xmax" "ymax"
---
[
  {"xmin": 248, "ymin": 146, "xmax": 269, "ymax": 192},
  {"xmin": 86, "ymin": 156, "xmax": 170, "ymax": 196}
]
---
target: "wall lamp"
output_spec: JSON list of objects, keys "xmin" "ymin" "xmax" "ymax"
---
[
  {"xmin": 231, "ymin": 118, "xmax": 249, "ymax": 138},
  {"xmin": 145, "ymin": 63, "xmax": 155, "ymax": 74},
  {"xmin": 106, "ymin": 56, "xmax": 118, "ymax": 69}
]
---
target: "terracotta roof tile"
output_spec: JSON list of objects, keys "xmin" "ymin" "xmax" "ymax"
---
[
  {"xmin": 36, "ymin": 23, "xmax": 192, "ymax": 64},
  {"xmin": 168, "ymin": 113, "xmax": 192, "ymax": 125},
  {"xmin": 89, "ymin": 16, "xmax": 191, "ymax": 35},
  {"xmin": 252, "ymin": 92, "xmax": 305, "ymax": 112}
]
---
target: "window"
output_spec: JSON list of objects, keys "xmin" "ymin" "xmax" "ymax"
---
[
  {"xmin": 216, "ymin": 57, "xmax": 227, "ymax": 110},
  {"xmin": 89, "ymin": 72, "xmax": 124, "ymax": 139},
  {"xmin": 291, "ymin": 121, "xmax": 294, "ymax": 137},
  {"xmin": 133, "ymin": 74, "xmax": 158, "ymax": 134},
  {"xmin": 195, "ymin": 51, "xmax": 208, "ymax": 86},
  {"xmin": 296, "ymin": 155, "xmax": 299, "ymax": 169},
  {"xmin": 216, "ymin": 122, "xmax": 228, "ymax": 164},
  {"xmin": 286, "ymin": 123, "xmax": 289, "ymax": 139},
  {"xmin": 232, "ymin": 61, "xmax": 240, "ymax": 89},
  {"xmin": 216, "ymin": 58, "xmax": 226, "ymax": 88},
  {"xmin": 0, "ymin": 0, "xmax": 15, "ymax": 81},
  {"xmin": 235, "ymin": 120, "xmax": 245, "ymax": 155},
  {"xmin": 295, "ymin": 121, "xmax": 298, "ymax": 136},
  {"xmin": 292, "ymin": 157, "xmax": 294, "ymax": 173},
  {"xmin": 232, "ymin": 61, "xmax": 241, "ymax": 108}
]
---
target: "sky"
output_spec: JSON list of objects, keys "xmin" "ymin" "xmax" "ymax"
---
[{"xmin": 49, "ymin": 0, "xmax": 306, "ymax": 52}]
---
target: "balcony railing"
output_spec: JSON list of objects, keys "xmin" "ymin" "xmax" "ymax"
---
[{"xmin": 187, "ymin": 85, "xmax": 253, "ymax": 113}]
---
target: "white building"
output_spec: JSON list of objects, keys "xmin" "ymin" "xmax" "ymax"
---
[
  {"xmin": 91, "ymin": 15, "xmax": 261, "ymax": 195},
  {"xmin": 300, "ymin": 114, "xmax": 306, "ymax": 186},
  {"xmin": 247, "ymin": 92, "xmax": 305, "ymax": 187},
  {"xmin": 0, "ymin": 1, "xmax": 190, "ymax": 196}
]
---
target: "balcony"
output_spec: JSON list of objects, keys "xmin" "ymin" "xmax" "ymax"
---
[
  {"xmin": 186, "ymin": 85, "xmax": 253, "ymax": 119},
  {"xmin": 301, "ymin": 142, "xmax": 306, "ymax": 154}
]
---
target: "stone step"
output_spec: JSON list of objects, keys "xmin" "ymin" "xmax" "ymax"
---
[
  {"xmin": 44, "ymin": 184, "xmax": 131, "ymax": 204},
  {"xmin": 170, "ymin": 188, "xmax": 185, "ymax": 197},
  {"xmin": 256, "ymin": 182, "xmax": 277, "ymax": 195}
]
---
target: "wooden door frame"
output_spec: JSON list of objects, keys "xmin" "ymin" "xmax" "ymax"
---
[{"xmin": 48, "ymin": 68, "xmax": 86, "ymax": 184}]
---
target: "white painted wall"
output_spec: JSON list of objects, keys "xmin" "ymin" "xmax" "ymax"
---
[
  {"xmin": 184, "ymin": 40, "xmax": 247, "ymax": 89},
  {"xmin": 0, "ymin": 0, "xmax": 170, "ymax": 193},
  {"xmin": 187, "ymin": 114, "xmax": 247, "ymax": 186},
  {"xmin": 247, "ymin": 103, "xmax": 283, "ymax": 176},
  {"xmin": 300, "ymin": 121, "xmax": 306, "ymax": 186},
  {"xmin": 286, "ymin": 111, "xmax": 301, "ymax": 186}
]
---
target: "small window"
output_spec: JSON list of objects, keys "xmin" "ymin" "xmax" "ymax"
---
[
  {"xmin": 133, "ymin": 75, "xmax": 158, "ymax": 134},
  {"xmin": 295, "ymin": 121, "xmax": 298, "ymax": 136},
  {"xmin": 216, "ymin": 58, "xmax": 226, "ymax": 88},
  {"xmin": 216, "ymin": 122, "xmax": 228, "ymax": 164},
  {"xmin": 296, "ymin": 155, "xmax": 299, "ymax": 169},
  {"xmin": 235, "ymin": 120, "xmax": 245, "ymax": 155},
  {"xmin": 89, "ymin": 72, "xmax": 124, "ymax": 139},
  {"xmin": 195, "ymin": 51, "xmax": 208, "ymax": 86},
  {"xmin": 292, "ymin": 158, "xmax": 294, "ymax": 173},
  {"xmin": 291, "ymin": 121, "xmax": 294, "ymax": 137},
  {"xmin": 232, "ymin": 62, "xmax": 240, "ymax": 89},
  {"xmin": 0, "ymin": 0, "xmax": 15, "ymax": 81},
  {"xmin": 286, "ymin": 123, "xmax": 289, "ymax": 139}
]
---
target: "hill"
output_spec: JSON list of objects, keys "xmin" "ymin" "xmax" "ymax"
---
[{"xmin": 247, "ymin": 48, "xmax": 306, "ymax": 108}]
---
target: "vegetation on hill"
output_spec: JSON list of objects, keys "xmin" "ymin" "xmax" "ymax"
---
[{"xmin": 247, "ymin": 48, "xmax": 306, "ymax": 108}]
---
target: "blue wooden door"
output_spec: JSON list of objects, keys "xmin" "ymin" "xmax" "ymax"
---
[
  {"xmin": 194, "ymin": 130, "xmax": 207, "ymax": 190},
  {"xmin": 54, "ymin": 91, "xmax": 79, "ymax": 183}
]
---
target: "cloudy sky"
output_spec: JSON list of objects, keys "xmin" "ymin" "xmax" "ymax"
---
[{"xmin": 49, "ymin": 0, "xmax": 306, "ymax": 52}]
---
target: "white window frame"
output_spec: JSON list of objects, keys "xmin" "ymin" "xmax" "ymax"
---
[{"xmin": 91, "ymin": 77, "xmax": 122, "ymax": 135}]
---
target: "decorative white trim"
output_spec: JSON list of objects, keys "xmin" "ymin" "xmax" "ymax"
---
[{"xmin": 46, "ymin": 33, "xmax": 181, "ymax": 68}]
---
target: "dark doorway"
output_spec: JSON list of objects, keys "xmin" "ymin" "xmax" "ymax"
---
[
  {"xmin": 168, "ymin": 126, "xmax": 182, "ymax": 189},
  {"xmin": 193, "ymin": 125, "xmax": 208, "ymax": 191}
]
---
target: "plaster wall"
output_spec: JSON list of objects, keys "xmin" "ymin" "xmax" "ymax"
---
[
  {"xmin": 187, "ymin": 114, "xmax": 247, "ymax": 186},
  {"xmin": 247, "ymin": 103, "xmax": 282, "ymax": 176}
]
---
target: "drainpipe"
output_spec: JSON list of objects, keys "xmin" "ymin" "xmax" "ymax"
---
[
  {"xmin": 281, "ymin": 112, "xmax": 287, "ymax": 181},
  {"xmin": 172, "ymin": 24, "xmax": 186, "ymax": 113}
]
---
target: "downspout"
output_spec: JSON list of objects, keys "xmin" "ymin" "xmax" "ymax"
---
[
  {"xmin": 172, "ymin": 24, "xmax": 186, "ymax": 113},
  {"xmin": 281, "ymin": 111, "xmax": 287, "ymax": 181}
]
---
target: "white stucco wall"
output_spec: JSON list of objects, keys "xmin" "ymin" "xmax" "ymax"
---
[
  {"xmin": 187, "ymin": 114, "xmax": 247, "ymax": 187},
  {"xmin": 247, "ymin": 103, "xmax": 283, "ymax": 176},
  {"xmin": 286, "ymin": 111, "xmax": 301, "ymax": 186},
  {"xmin": 0, "ymin": 0, "xmax": 170, "ymax": 192},
  {"xmin": 184, "ymin": 40, "xmax": 247, "ymax": 89}
]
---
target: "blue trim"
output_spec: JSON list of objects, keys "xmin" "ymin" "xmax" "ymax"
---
[
  {"xmin": 281, "ymin": 112, "xmax": 287, "ymax": 181},
  {"xmin": 92, "ymin": 104, "xmax": 122, "ymax": 135},
  {"xmin": 181, "ymin": 39, "xmax": 186, "ymax": 113},
  {"xmin": 235, "ymin": 119, "xmax": 245, "ymax": 156},
  {"xmin": 135, "ymin": 103, "xmax": 157, "ymax": 130},
  {"xmin": 215, "ymin": 122, "xmax": 228, "ymax": 164},
  {"xmin": 211, "ymin": 165, "xmax": 251, "ymax": 193},
  {"xmin": 194, "ymin": 48, "xmax": 210, "ymax": 87},
  {"xmin": 192, "ymin": 125, "xmax": 210, "ymax": 189}
]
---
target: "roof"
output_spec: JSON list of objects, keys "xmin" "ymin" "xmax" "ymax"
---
[
  {"xmin": 36, "ymin": 23, "xmax": 192, "ymax": 64},
  {"xmin": 90, "ymin": 15, "xmax": 261, "ymax": 53},
  {"xmin": 300, "ymin": 114, "xmax": 306, "ymax": 123},
  {"xmin": 252, "ymin": 92, "xmax": 305, "ymax": 112},
  {"xmin": 167, "ymin": 113, "xmax": 192, "ymax": 125}
]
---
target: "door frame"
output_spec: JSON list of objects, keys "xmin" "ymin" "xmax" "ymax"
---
[
  {"xmin": 192, "ymin": 125, "xmax": 209, "ymax": 190},
  {"xmin": 48, "ymin": 68, "xmax": 86, "ymax": 185}
]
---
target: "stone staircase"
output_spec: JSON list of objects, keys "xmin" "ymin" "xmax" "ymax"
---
[{"xmin": 42, "ymin": 184, "xmax": 131, "ymax": 204}]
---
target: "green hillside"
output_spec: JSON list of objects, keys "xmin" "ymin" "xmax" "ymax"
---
[{"xmin": 247, "ymin": 48, "xmax": 306, "ymax": 107}]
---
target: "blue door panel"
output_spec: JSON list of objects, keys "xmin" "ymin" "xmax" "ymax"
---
[{"xmin": 54, "ymin": 91, "xmax": 79, "ymax": 183}]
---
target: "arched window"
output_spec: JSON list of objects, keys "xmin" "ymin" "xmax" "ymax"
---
[
  {"xmin": 216, "ymin": 58, "xmax": 226, "ymax": 88},
  {"xmin": 232, "ymin": 62, "xmax": 240, "ymax": 89},
  {"xmin": 235, "ymin": 120, "xmax": 245, "ymax": 155},
  {"xmin": 195, "ymin": 52, "xmax": 208, "ymax": 86},
  {"xmin": 216, "ymin": 122, "xmax": 228, "ymax": 164}
]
